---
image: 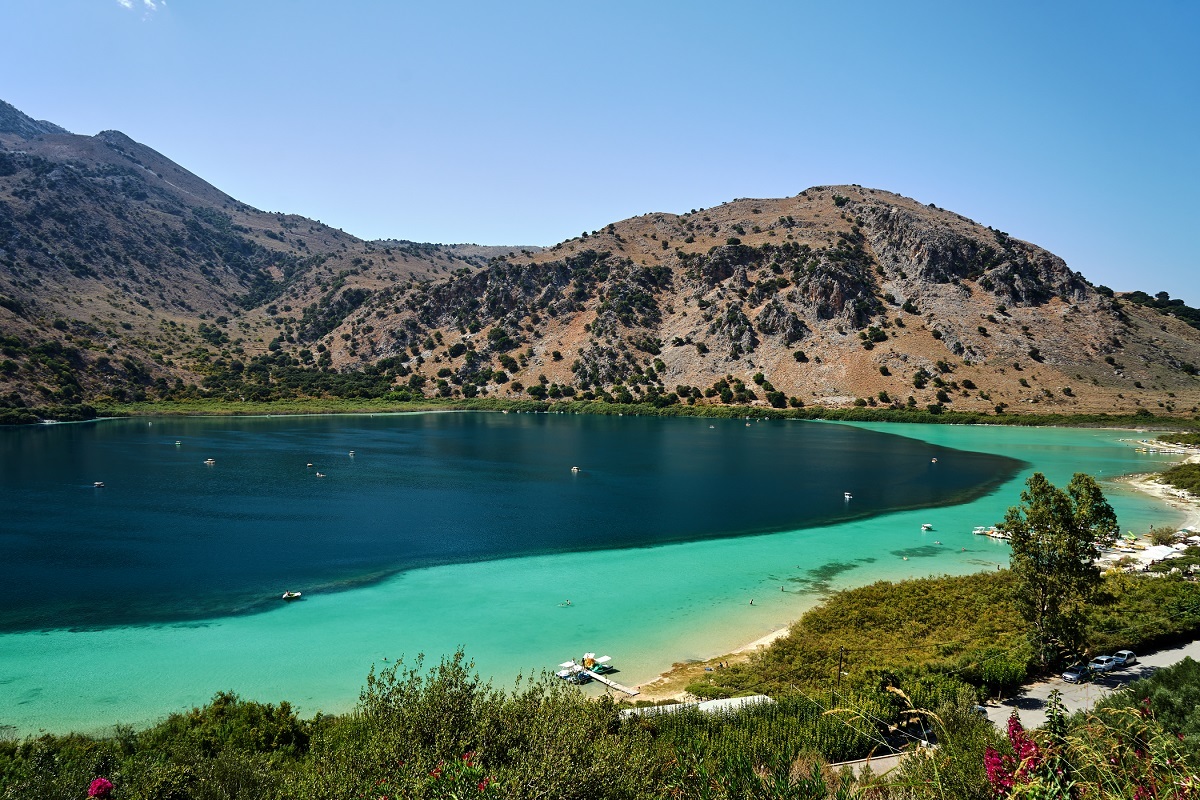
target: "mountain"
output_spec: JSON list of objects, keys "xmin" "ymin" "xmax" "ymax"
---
[
  {"xmin": 0, "ymin": 100, "xmax": 69, "ymax": 138},
  {"xmin": 1, "ymin": 100, "xmax": 1198, "ymax": 417}
]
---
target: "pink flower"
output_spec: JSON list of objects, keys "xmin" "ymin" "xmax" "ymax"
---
[
  {"xmin": 88, "ymin": 777, "xmax": 114, "ymax": 798},
  {"xmin": 1004, "ymin": 713, "xmax": 1041, "ymax": 781},
  {"xmin": 984, "ymin": 747, "xmax": 1014, "ymax": 794}
]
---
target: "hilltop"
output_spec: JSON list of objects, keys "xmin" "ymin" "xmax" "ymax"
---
[{"xmin": 1, "ymin": 100, "xmax": 1198, "ymax": 417}]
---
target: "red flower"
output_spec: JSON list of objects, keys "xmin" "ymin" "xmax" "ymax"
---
[{"xmin": 88, "ymin": 778, "xmax": 114, "ymax": 798}]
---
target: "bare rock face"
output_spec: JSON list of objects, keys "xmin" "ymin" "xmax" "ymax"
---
[
  {"xmin": 860, "ymin": 202, "xmax": 1091, "ymax": 307},
  {"xmin": 755, "ymin": 299, "xmax": 809, "ymax": 345}
]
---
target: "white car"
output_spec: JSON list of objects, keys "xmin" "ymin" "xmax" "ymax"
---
[
  {"xmin": 1088, "ymin": 655, "xmax": 1117, "ymax": 673},
  {"xmin": 1111, "ymin": 650, "xmax": 1138, "ymax": 668}
]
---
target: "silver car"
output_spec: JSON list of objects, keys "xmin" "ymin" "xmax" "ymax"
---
[
  {"xmin": 1111, "ymin": 650, "xmax": 1138, "ymax": 668},
  {"xmin": 1062, "ymin": 662, "xmax": 1092, "ymax": 683},
  {"xmin": 1088, "ymin": 655, "xmax": 1117, "ymax": 673}
]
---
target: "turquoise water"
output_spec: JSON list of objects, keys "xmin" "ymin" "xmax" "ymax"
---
[
  {"xmin": 0, "ymin": 416, "xmax": 1185, "ymax": 735},
  {"xmin": 0, "ymin": 413, "xmax": 1015, "ymax": 632}
]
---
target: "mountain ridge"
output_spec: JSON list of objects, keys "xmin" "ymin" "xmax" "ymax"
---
[{"xmin": 1, "ymin": 100, "xmax": 1198, "ymax": 417}]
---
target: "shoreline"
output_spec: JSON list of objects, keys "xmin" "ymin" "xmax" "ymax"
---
[
  {"xmin": 14, "ymin": 396, "xmax": 1200, "ymax": 431},
  {"xmin": 632, "ymin": 444, "xmax": 1200, "ymax": 705},
  {"xmin": 1117, "ymin": 446, "xmax": 1200, "ymax": 531}
]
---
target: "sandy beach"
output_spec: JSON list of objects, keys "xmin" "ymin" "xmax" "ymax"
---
[
  {"xmin": 1119, "ymin": 444, "xmax": 1200, "ymax": 530},
  {"xmin": 634, "ymin": 442, "xmax": 1200, "ymax": 704}
]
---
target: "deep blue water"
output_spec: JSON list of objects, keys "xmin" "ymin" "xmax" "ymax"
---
[{"xmin": 0, "ymin": 412, "xmax": 1022, "ymax": 631}]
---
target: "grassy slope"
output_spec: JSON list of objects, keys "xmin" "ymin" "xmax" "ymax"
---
[{"xmin": 686, "ymin": 569, "xmax": 1200, "ymax": 701}]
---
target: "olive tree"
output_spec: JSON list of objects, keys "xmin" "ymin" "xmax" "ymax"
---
[{"xmin": 1003, "ymin": 472, "xmax": 1118, "ymax": 668}]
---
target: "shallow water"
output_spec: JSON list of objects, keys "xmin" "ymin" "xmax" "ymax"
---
[{"xmin": 0, "ymin": 416, "xmax": 1185, "ymax": 735}]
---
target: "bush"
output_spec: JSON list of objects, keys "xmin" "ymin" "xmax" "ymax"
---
[{"xmin": 1161, "ymin": 463, "xmax": 1200, "ymax": 496}]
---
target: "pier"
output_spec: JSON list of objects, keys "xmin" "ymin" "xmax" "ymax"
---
[{"xmin": 581, "ymin": 669, "xmax": 639, "ymax": 696}]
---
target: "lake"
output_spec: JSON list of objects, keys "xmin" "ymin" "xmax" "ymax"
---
[{"xmin": 0, "ymin": 413, "xmax": 1183, "ymax": 735}]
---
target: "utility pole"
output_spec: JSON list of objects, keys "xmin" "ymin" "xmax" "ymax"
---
[{"xmin": 832, "ymin": 647, "xmax": 845, "ymax": 706}]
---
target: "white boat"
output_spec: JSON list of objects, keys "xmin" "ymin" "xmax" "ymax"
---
[
  {"xmin": 921, "ymin": 524, "xmax": 933, "ymax": 531},
  {"xmin": 93, "ymin": 481, "xmax": 105, "ymax": 488},
  {"xmin": 844, "ymin": 492, "xmax": 853, "ymax": 500},
  {"xmin": 281, "ymin": 591, "xmax": 302, "ymax": 601},
  {"xmin": 556, "ymin": 660, "xmax": 590, "ymax": 684},
  {"xmin": 583, "ymin": 653, "xmax": 613, "ymax": 673},
  {"xmin": 203, "ymin": 458, "xmax": 216, "ymax": 465},
  {"xmin": 556, "ymin": 653, "xmax": 615, "ymax": 682},
  {"xmin": 570, "ymin": 466, "xmax": 580, "ymax": 473}
]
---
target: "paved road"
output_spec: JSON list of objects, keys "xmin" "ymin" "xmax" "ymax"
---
[{"xmin": 983, "ymin": 638, "xmax": 1200, "ymax": 731}]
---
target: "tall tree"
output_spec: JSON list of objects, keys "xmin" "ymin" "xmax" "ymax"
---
[{"xmin": 1003, "ymin": 472, "xmax": 1118, "ymax": 668}]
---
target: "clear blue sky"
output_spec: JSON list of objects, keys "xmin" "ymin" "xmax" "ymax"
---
[{"xmin": 3, "ymin": 1, "xmax": 1198, "ymax": 302}]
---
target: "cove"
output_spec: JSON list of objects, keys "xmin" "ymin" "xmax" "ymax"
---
[{"xmin": 0, "ymin": 416, "xmax": 1185, "ymax": 736}]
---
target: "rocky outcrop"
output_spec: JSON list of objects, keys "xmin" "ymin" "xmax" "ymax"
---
[{"xmin": 860, "ymin": 202, "xmax": 1090, "ymax": 306}]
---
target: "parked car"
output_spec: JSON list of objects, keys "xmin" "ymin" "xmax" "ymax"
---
[
  {"xmin": 1062, "ymin": 662, "xmax": 1093, "ymax": 683},
  {"xmin": 1111, "ymin": 650, "xmax": 1138, "ymax": 668},
  {"xmin": 970, "ymin": 704, "xmax": 990, "ymax": 717},
  {"xmin": 1088, "ymin": 655, "xmax": 1118, "ymax": 674}
]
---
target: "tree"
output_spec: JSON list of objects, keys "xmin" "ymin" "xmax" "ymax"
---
[{"xmin": 1003, "ymin": 473, "xmax": 1118, "ymax": 668}]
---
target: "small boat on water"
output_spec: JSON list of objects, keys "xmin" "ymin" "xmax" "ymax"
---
[
  {"xmin": 844, "ymin": 492, "xmax": 853, "ymax": 500},
  {"xmin": 571, "ymin": 466, "xmax": 580, "ymax": 473},
  {"xmin": 281, "ymin": 591, "xmax": 302, "ymax": 601},
  {"xmin": 203, "ymin": 458, "xmax": 216, "ymax": 465},
  {"xmin": 175, "ymin": 441, "xmax": 182, "ymax": 446},
  {"xmin": 921, "ymin": 523, "xmax": 933, "ymax": 531},
  {"xmin": 93, "ymin": 481, "xmax": 105, "ymax": 488},
  {"xmin": 556, "ymin": 653, "xmax": 615, "ymax": 684}
]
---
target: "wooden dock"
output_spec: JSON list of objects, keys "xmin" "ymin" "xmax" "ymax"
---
[{"xmin": 582, "ymin": 669, "xmax": 639, "ymax": 696}]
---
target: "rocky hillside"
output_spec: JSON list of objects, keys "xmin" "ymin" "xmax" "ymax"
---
[
  {"xmin": 0, "ymin": 101, "xmax": 527, "ymax": 407},
  {"xmin": 2, "ymin": 100, "xmax": 1198, "ymax": 417},
  {"xmin": 299, "ymin": 186, "xmax": 1200, "ymax": 416}
]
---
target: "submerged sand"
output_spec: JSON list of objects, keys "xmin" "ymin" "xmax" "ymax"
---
[{"xmin": 635, "ymin": 442, "xmax": 1200, "ymax": 704}]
